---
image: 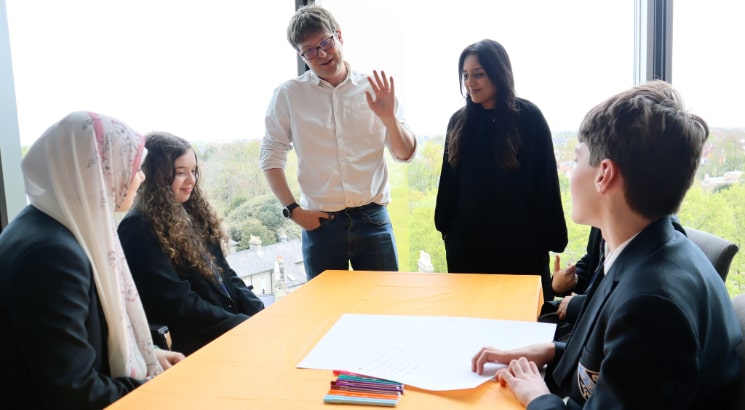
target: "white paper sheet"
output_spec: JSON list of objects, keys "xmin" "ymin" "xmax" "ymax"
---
[{"xmin": 297, "ymin": 314, "xmax": 556, "ymax": 391}]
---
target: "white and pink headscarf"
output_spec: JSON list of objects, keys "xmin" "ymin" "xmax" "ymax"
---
[{"xmin": 22, "ymin": 111, "xmax": 162, "ymax": 379}]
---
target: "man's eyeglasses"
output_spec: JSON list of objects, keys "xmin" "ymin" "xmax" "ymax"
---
[{"xmin": 300, "ymin": 36, "xmax": 335, "ymax": 60}]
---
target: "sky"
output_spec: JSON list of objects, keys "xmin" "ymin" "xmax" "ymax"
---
[{"xmin": 5, "ymin": 0, "xmax": 744, "ymax": 146}]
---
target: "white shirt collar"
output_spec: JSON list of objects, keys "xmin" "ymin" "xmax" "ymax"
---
[{"xmin": 603, "ymin": 232, "xmax": 640, "ymax": 275}]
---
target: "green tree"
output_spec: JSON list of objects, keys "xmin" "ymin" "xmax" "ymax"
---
[
  {"xmin": 388, "ymin": 156, "xmax": 412, "ymax": 271},
  {"xmin": 407, "ymin": 138, "xmax": 444, "ymax": 194},
  {"xmin": 195, "ymin": 127, "xmax": 745, "ymax": 297},
  {"xmin": 407, "ymin": 189, "xmax": 446, "ymax": 272},
  {"xmin": 678, "ymin": 183, "xmax": 745, "ymax": 296},
  {"xmin": 224, "ymin": 193, "xmax": 300, "ymax": 250}
]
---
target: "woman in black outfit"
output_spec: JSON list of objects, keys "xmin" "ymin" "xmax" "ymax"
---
[{"xmin": 435, "ymin": 39, "xmax": 568, "ymax": 300}]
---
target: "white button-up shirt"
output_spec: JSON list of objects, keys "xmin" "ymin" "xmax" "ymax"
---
[{"xmin": 260, "ymin": 63, "xmax": 414, "ymax": 212}]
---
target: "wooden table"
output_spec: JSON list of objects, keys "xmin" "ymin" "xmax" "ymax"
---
[{"xmin": 107, "ymin": 270, "xmax": 544, "ymax": 409}]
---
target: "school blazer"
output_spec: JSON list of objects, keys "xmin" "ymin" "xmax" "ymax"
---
[
  {"xmin": 537, "ymin": 217, "xmax": 743, "ymax": 410},
  {"xmin": 0, "ymin": 206, "xmax": 142, "ymax": 409},
  {"xmin": 118, "ymin": 210, "xmax": 264, "ymax": 356},
  {"xmin": 564, "ymin": 218, "xmax": 687, "ymax": 324}
]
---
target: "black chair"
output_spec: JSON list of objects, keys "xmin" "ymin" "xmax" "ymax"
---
[{"xmin": 685, "ymin": 226, "xmax": 739, "ymax": 281}]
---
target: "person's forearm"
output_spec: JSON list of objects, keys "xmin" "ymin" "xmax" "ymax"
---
[
  {"xmin": 384, "ymin": 119, "xmax": 416, "ymax": 161},
  {"xmin": 263, "ymin": 168, "xmax": 296, "ymax": 206}
]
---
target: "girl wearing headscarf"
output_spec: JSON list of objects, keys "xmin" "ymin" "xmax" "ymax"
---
[
  {"xmin": 118, "ymin": 131, "xmax": 264, "ymax": 356},
  {"xmin": 0, "ymin": 112, "xmax": 184, "ymax": 409}
]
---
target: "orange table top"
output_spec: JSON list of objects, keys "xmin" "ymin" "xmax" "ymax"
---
[{"xmin": 106, "ymin": 270, "xmax": 544, "ymax": 410}]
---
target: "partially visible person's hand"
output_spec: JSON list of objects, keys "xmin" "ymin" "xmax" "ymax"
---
[
  {"xmin": 557, "ymin": 293, "xmax": 576, "ymax": 320},
  {"xmin": 289, "ymin": 207, "xmax": 331, "ymax": 231},
  {"xmin": 497, "ymin": 357, "xmax": 551, "ymax": 406},
  {"xmin": 471, "ymin": 343, "xmax": 555, "ymax": 375},
  {"xmin": 551, "ymin": 254, "xmax": 577, "ymax": 295},
  {"xmin": 365, "ymin": 70, "xmax": 396, "ymax": 122},
  {"xmin": 156, "ymin": 349, "xmax": 185, "ymax": 370}
]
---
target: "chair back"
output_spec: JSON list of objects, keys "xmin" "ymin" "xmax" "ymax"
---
[{"xmin": 685, "ymin": 226, "xmax": 739, "ymax": 281}]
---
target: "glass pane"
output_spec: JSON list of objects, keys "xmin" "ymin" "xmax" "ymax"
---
[
  {"xmin": 321, "ymin": 0, "xmax": 633, "ymax": 141},
  {"xmin": 321, "ymin": 0, "xmax": 634, "ymax": 271},
  {"xmin": 673, "ymin": 1, "xmax": 745, "ymax": 130},
  {"xmin": 6, "ymin": 0, "xmax": 297, "ymax": 145},
  {"xmin": 673, "ymin": 1, "xmax": 745, "ymax": 294}
]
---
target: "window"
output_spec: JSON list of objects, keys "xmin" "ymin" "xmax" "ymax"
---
[
  {"xmin": 321, "ymin": 0, "xmax": 634, "ymax": 141},
  {"xmin": 672, "ymin": 1, "xmax": 744, "ymax": 130},
  {"xmin": 672, "ymin": 0, "xmax": 745, "ymax": 293},
  {"xmin": 321, "ymin": 0, "xmax": 635, "ymax": 269},
  {"xmin": 6, "ymin": 0, "xmax": 297, "ymax": 145},
  {"xmin": 13, "ymin": 2, "xmax": 732, "ymax": 282}
]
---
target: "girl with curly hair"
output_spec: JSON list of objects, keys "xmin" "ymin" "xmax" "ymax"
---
[{"xmin": 118, "ymin": 132, "xmax": 264, "ymax": 355}]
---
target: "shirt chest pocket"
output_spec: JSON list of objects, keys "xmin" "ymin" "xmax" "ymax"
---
[{"xmin": 343, "ymin": 102, "xmax": 384, "ymax": 141}]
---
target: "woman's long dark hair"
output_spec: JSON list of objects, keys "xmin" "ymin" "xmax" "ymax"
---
[
  {"xmin": 447, "ymin": 39, "xmax": 521, "ymax": 168},
  {"xmin": 134, "ymin": 132, "xmax": 226, "ymax": 279}
]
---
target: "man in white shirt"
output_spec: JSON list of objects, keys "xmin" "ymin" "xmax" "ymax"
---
[{"xmin": 260, "ymin": 4, "xmax": 416, "ymax": 280}]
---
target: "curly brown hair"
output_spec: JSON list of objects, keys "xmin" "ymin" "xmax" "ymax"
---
[{"xmin": 134, "ymin": 131, "xmax": 227, "ymax": 280}]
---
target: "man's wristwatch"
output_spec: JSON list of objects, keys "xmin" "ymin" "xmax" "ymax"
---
[{"xmin": 282, "ymin": 202, "xmax": 299, "ymax": 218}]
